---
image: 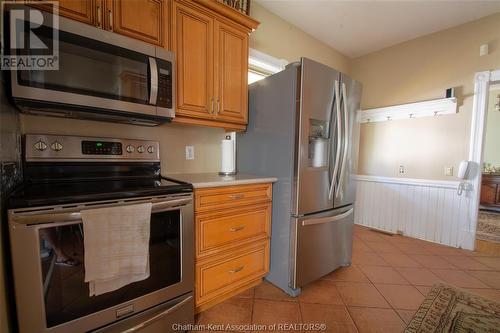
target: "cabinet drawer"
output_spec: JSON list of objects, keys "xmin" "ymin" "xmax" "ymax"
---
[
  {"xmin": 196, "ymin": 241, "xmax": 269, "ymax": 304},
  {"xmin": 196, "ymin": 203, "xmax": 271, "ymax": 258},
  {"xmin": 195, "ymin": 183, "xmax": 272, "ymax": 212}
]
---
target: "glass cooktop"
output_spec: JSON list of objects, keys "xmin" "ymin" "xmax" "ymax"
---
[{"xmin": 8, "ymin": 177, "xmax": 192, "ymax": 208}]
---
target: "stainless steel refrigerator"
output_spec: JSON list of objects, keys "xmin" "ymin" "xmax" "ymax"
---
[{"xmin": 237, "ymin": 58, "xmax": 362, "ymax": 296}]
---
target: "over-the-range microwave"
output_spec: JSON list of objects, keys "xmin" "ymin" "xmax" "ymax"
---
[{"xmin": 5, "ymin": 5, "xmax": 174, "ymax": 126}]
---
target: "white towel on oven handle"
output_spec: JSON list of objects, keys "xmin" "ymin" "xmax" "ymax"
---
[{"xmin": 81, "ymin": 202, "xmax": 152, "ymax": 297}]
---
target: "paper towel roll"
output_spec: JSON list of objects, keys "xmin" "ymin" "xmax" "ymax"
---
[
  {"xmin": 221, "ymin": 139, "xmax": 235, "ymax": 173},
  {"xmin": 312, "ymin": 138, "xmax": 328, "ymax": 168}
]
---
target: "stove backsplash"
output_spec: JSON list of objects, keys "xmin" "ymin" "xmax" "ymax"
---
[
  {"xmin": 21, "ymin": 114, "xmax": 226, "ymax": 174},
  {"xmin": 0, "ymin": 73, "xmax": 22, "ymax": 333}
]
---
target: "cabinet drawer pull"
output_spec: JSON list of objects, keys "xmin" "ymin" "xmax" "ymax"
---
[
  {"xmin": 210, "ymin": 97, "xmax": 214, "ymax": 115},
  {"xmin": 96, "ymin": 5, "xmax": 102, "ymax": 28},
  {"xmin": 229, "ymin": 194, "xmax": 244, "ymax": 200},
  {"xmin": 108, "ymin": 9, "xmax": 113, "ymax": 30},
  {"xmin": 229, "ymin": 225, "xmax": 245, "ymax": 232},
  {"xmin": 228, "ymin": 266, "xmax": 244, "ymax": 274}
]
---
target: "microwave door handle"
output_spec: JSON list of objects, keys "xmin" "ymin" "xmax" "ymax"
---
[
  {"xmin": 328, "ymin": 80, "xmax": 342, "ymax": 200},
  {"xmin": 149, "ymin": 57, "xmax": 158, "ymax": 105},
  {"xmin": 336, "ymin": 81, "xmax": 349, "ymax": 198}
]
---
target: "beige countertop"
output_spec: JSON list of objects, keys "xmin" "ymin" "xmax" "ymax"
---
[{"xmin": 163, "ymin": 173, "xmax": 278, "ymax": 188}]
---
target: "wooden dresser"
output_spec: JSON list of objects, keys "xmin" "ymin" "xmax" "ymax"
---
[
  {"xmin": 194, "ymin": 183, "xmax": 272, "ymax": 312},
  {"xmin": 481, "ymin": 174, "xmax": 500, "ymax": 208}
]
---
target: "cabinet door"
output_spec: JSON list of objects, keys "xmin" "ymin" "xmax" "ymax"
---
[
  {"xmin": 480, "ymin": 183, "xmax": 497, "ymax": 205},
  {"xmin": 110, "ymin": 0, "xmax": 165, "ymax": 46},
  {"xmin": 172, "ymin": 1, "xmax": 214, "ymax": 119},
  {"xmin": 214, "ymin": 21, "xmax": 248, "ymax": 124},
  {"xmin": 28, "ymin": 0, "xmax": 100, "ymax": 27}
]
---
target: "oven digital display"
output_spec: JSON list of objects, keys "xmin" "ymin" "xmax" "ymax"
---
[{"xmin": 82, "ymin": 141, "xmax": 122, "ymax": 155}]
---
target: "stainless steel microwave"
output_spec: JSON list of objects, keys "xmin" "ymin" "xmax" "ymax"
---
[{"xmin": 6, "ymin": 6, "xmax": 175, "ymax": 126}]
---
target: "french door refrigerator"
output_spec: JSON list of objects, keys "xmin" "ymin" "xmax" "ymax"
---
[{"xmin": 237, "ymin": 58, "xmax": 362, "ymax": 296}]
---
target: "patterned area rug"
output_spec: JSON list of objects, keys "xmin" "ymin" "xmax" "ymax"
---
[
  {"xmin": 404, "ymin": 284, "xmax": 500, "ymax": 333},
  {"xmin": 476, "ymin": 211, "xmax": 500, "ymax": 243}
]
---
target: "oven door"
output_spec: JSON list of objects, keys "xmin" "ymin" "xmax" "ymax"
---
[
  {"xmin": 7, "ymin": 5, "xmax": 174, "ymax": 119},
  {"xmin": 8, "ymin": 194, "xmax": 193, "ymax": 333}
]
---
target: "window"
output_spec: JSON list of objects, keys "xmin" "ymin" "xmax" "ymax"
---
[
  {"xmin": 248, "ymin": 49, "xmax": 287, "ymax": 84},
  {"xmin": 248, "ymin": 70, "xmax": 267, "ymax": 84}
]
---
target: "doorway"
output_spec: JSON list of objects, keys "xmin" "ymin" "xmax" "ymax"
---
[{"xmin": 476, "ymin": 84, "xmax": 500, "ymax": 254}]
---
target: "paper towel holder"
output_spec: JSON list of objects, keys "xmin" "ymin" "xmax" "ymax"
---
[{"xmin": 219, "ymin": 133, "xmax": 237, "ymax": 176}]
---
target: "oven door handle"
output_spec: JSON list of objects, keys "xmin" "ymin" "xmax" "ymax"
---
[
  {"xmin": 122, "ymin": 295, "xmax": 193, "ymax": 333},
  {"xmin": 10, "ymin": 198, "xmax": 192, "ymax": 225}
]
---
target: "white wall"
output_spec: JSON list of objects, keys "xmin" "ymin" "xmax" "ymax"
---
[{"xmin": 353, "ymin": 12, "xmax": 500, "ymax": 180}]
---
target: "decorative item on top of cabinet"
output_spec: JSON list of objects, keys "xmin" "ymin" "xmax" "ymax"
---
[
  {"xmin": 27, "ymin": 0, "xmax": 166, "ymax": 46},
  {"xmin": 194, "ymin": 183, "xmax": 272, "ymax": 313},
  {"xmin": 172, "ymin": 0, "xmax": 259, "ymax": 132},
  {"xmin": 219, "ymin": 0, "xmax": 251, "ymax": 15}
]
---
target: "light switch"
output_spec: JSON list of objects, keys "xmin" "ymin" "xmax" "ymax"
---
[
  {"xmin": 444, "ymin": 166, "xmax": 453, "ymax": 176},
  {"xmin": 185, "ymin": 146, "xmax": 194, "ymax": 160},
  {"xmin": 399, "ymin": 165, "xmax": 405, "ymax": 174}
]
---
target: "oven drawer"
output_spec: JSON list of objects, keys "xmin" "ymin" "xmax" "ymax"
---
[
  {"xmin": 93, "ymin": 293, "xmax": 194, "ymax": 333},
  {"xmin": 196, "ymin": 203, "xmax": 271, "ymax": 258},
  {"xmin": 196, "ymin": 241, "xmax": 269, "ymax": 305},
  {"xmin": 194, "ymin": 183, "xmax": 272, "ymax": 212}
]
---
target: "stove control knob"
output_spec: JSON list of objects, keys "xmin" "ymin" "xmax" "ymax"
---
[
  {"xmin": 51, "ymin": 141, "xmax": 63, "ymax": 152},
  {"xmin": 126, "ymin": 145, "xmax": 135, "ymax": 153},
  {"xmin": 147, "ymin": 146, "xmax": 155, "ymax": 154},
  {"xmin": 137, "ymin": 145, "xmax": 145, "ymax": 153},
  {"xmin": 34, "ymin": 140, "xmax": 47, "ymax": 151}
]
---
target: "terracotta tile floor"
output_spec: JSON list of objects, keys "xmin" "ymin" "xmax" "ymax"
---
[{"xmin": 194, "ymin": 225, "xmax": 500, "ymax": 333}]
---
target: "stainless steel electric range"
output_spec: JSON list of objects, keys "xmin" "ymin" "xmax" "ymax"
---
[{"xmin": 7, "ymin": 134, "xmax": 194, "ymax": 333}]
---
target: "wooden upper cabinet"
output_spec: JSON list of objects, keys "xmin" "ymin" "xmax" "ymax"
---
[
  {"xmin": 173, "ymin": 1, "xmax": 214, "ymax": 119},
  {"xmin": 172, "ymin": 0, "xmax": 259, "ymax": 131},
  {"xmin": 109, "ymin": 0, "xmax": 165, "ymax": 46},
  {"xmin": 28, "ymin": 0, "xmax": 100, "ymax": 27},
  {"xmin": 214, "ymin": 21, "xmax": 248, "ymax": 124}
]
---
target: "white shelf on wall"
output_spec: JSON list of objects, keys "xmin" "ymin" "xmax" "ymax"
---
[{"xmin": 358, "ymin": 97, "xmax": 458, "ymax": 123}]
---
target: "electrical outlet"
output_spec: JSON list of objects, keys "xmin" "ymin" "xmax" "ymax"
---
[
  {"xmin": 444, "ymin": 166, "xmax": 454, "ymax": 176},
  {"xmin": 185, "ymin": 146, "xmax": 194, "ymax": 160},
  {"xmin": 399, "ymin": 165, "xmax": 405, "ymax": 174}
]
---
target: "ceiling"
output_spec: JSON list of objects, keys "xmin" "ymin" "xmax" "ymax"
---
[{"xmin": 255, "ymin": 0, "xmax": 500, "ymax": 58}]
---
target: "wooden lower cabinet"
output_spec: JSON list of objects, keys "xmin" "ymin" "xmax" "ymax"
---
[
  {"xmin": 194, "ymin": 183, "xmax": 272, "ymax": 312},
  {"xmin": 481, "ymin": 174, "xmax": 500, "ymax": 208},
  {"xmin": 196, "ymin": 240, "xmax": 269, "ymax": 309}
]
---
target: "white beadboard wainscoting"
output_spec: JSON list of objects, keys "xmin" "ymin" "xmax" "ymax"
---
[{"xmin": 353, "ymin": 175, "xmax": 476, "ymax": 249}]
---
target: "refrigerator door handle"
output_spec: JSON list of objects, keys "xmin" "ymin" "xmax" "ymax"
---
[
  {"xmin": 302, "ymin": 208, "xmax": 354, "ymax": 226},
  {"xmin": 328, "ymin": 80, "xmax": 342, "ymax": 199},
  {"xmin": 336, "ymin": 81, "xmax": 349, "ymax": 198}
]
